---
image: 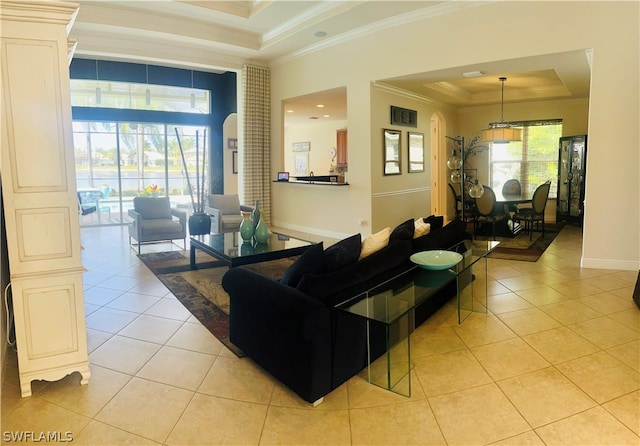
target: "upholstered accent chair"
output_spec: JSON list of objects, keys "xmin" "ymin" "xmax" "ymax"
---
[
  {"xmin": 128, "ymin": 196, "xmax": 187, "ymax": 253},
  {"xmin": 204, "ymin": 194, "xmax": 254, "ymax": 233}
]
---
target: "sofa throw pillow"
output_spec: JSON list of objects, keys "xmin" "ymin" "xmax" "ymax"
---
[
  {"xmin": 280, "ymin": 242, "xmax": 324, "ymax": 287},
  {"xmin": 359, "ymin": 227, "xmax": 391, "ymax": 260},
  {"xmin": 297, "ymin": 240, "xmax": 412, "ymax": 305},
  {"xmin": 412, "ymin": 218, "xmax": 467, "ymax": 253},
  {"xmin": 414, "ymin": 219, "xmax": 431, "ymax": 238},
  {"xmin": 389, "ymin": 219, "xmax": 415, "ymax": 243},
  {"xmin": 423, "ymin": 215, "xmax": 444, "ymax": 231},
  {"xmin": 323, "ymin": 233, "xmax": 361, "ymax": 273}
]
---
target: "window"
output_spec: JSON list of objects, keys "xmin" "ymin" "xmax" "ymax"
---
[
  {"xmin": 490, "ymin": 120, "xmax": 562, "ymax": 198},
  {"xmin": 73, "ymin": 121, "xmax": 209, "ymax": 226},
  {"xmin": 70, "ymin": 80, "xmax": 210, "ymax": 114}
]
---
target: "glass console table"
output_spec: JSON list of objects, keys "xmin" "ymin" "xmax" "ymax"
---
[{"xmin": 335, "ymin": 239, "xmax": 499, "ymax": 396}]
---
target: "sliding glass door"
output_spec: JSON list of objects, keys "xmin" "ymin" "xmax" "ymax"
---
[{"xmin": 74, "ymin": 121, "xmax": 209, "ymax": 226}]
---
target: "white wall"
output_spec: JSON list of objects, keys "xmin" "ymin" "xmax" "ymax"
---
[
  {"xmin": 270, "ymin": 1, "xmax": 639, "ymax": 270},
  {"xmin": 222, "ymin": 113, "xmax": 238, "ymax": 195},
  {"xmin": 284, "ymin": 120, "xmax": 347, "ymax": 176}
]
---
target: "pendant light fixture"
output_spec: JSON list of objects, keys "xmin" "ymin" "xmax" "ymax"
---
[{"xmin": 481, "ymin": 77, "xmax": 522, "ymax": 143}]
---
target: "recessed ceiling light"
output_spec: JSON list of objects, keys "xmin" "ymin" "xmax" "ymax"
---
[
  {"xmin": 323, "ymin": 114, "xmax": 330, "ymax": 118},
  {"xmin": 316, "ymin": 104, "xmax": 324, "ymax": 108},
  {"xmin": 314, "ymin": 31, "xmax": 327, "ymax": 38},
  {"xmin": 286, "ymin": 109, "xmax": 294, "ymax": 113}
]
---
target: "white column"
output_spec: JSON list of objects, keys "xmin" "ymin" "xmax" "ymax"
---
[{"xmin": 1, "ymin": 0, "xmax": 90, "ymax": 397}]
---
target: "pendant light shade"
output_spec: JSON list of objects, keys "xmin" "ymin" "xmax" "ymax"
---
[
  {"xmin": 481, "ymin": 125, "xmax": 522, "ymax": 144},
  {"xmin": 482, "ymin": 77, "xmax": 521, "ymax": 143}
]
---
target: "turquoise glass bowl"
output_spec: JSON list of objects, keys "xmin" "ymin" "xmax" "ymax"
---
[{"xmin": 410, "ymin": 250, "xmax": 463, "ymax": 270}]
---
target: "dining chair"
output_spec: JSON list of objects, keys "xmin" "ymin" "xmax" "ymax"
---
[
  {"xmin": 448, "ymin": 183, "xmax": 476, "ymax": 224},
  {"xmin": 501, "ymin": 179, "xmax": 522, "ymax": 213},
  {"xmin": 447, "ymin": 183, "xmax": 459, "ymax": 219},
  {"xmin": 514, "ymin": 181, "xmax": 551, "ymax": 240},
  {"xmin": 474, "ymin": 185, "xmax": 506, "ymax": 240}
]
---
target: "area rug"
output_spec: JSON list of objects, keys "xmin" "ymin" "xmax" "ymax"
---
[
  {"xmin": 138, "ymin": 251, "xmax": 296, "ymax": 356},
  {"xmin": 475, "ymin": 223, "xmax": 564, "ymax": 262}
]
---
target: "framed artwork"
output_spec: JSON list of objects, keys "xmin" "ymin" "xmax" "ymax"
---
[
  {"xmin": 232, "ymin": 151, "xmax": 238, "ymax": 174},
  {"xmin": 227, "ymin": 138, "xmax": 237, "ymax": 149},
  {"xmin": 383, "ymin": 129, "xmax": 401, "ymax": 175},
  {"xmin": 292, "ymin": 141, "xmax": 310, "ymax": 152},
  {"xmin": 408, "ymin": 131, "xmax": 424, "ymax": 173},
  {"xmin": 294, "ymin": 152, "xmax": 309, "ymax": 175}
]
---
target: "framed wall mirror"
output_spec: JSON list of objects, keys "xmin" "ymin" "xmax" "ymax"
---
[
  {"xmin": 383, "ymin": 129, "xmax": 401, "ymax": 175},
  {"xmin": 408, "ymin": 131, "xmax": 424, "ymax": 173}
]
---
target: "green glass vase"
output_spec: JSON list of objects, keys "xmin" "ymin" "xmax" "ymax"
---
[
  {"xmin": 239, "ymin": 211, "xmax": 254, "ymax": 241},
  {"xmin": 254, "ymin": 216, "xmax": 270, "ymax": 243},
  {"xmin": 251, "ymin": 199, "xmax": 260, "ymax": 228}
]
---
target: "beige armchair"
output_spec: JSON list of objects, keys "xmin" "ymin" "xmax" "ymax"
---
[
  {"xmin": 204, "ymin": 194, "xmax": 254, "ymax": 233},
  {"xmin": 128, "ymin": 196, "xmax": 187, "ymax": 254}
]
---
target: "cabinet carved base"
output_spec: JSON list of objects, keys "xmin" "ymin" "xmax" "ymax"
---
[{"xmin": 20, "ymin": 362, "xmax": 91, "ymax": 397}]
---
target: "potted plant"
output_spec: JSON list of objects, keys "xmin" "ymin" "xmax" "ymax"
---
[{"xmin": 175, "ymin": 128, "xmax": 211, "ymax": 235}]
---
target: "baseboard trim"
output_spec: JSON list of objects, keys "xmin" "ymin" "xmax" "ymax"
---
[{"xmin": 580, "ymin": 257, "xmax": 640, "ymax": 271}]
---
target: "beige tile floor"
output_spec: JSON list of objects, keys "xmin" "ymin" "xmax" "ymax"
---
[{"xmin": 2, "ymin": 224, "xmax": 639, "ymax": 445}]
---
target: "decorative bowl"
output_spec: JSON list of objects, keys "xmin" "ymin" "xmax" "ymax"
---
[{"xmin": 410, "ymin": 250, "xmax": 463, "ymax": 270}]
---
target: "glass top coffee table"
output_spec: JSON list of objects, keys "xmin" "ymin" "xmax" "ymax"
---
[
  {"xmin": 336, "ymin": 239, "xmax": 499, "ymax": 396},
  {"xmin": 189, "ymin": 231, "xmax": 316, "ymax": 269}
]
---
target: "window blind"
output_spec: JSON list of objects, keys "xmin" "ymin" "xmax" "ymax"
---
[{"xmin": 490, "ymin": 120, "xmax": 562, "ymax": 198}]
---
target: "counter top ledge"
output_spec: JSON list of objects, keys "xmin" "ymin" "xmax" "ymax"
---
[{"xmin": 273, "ymin": 180, "xmax": 349, "ymax": 186}]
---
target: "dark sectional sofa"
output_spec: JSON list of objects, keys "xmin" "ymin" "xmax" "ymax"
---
[{"xmin": 221, "ymin": 218, "xmax": 470, "ymax": 404}]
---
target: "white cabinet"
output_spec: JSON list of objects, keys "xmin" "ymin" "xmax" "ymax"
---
[{"xmin": 1, "ymin": 1, "xmax": 90, "ymax": 397}]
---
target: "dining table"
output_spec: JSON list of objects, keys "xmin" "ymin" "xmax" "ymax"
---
[
  {"xmin": 494, "ymin": 190, "xmax": 534, "ymax": 206},
  {"xmin": 493, "ymin": 190, "xmax": 534, "ymax": 237}
]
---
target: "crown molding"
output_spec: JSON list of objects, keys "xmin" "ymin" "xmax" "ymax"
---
[{"xmin": 372, "ymin": 81, "xmax": 455, "ymax": 111}]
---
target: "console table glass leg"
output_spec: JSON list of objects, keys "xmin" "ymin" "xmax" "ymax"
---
[
  {"xmin": 457, "ymin": 256, "xmax": 489, "ymax": 323},
  {"xmin": 478, "ymin": 256, "xmax": 488, "ymax": 314},
  {"xmin": 363, "ymin": 315, "xmax": 412, "ymax": 397},
  {"xmin": 457, "ymin": 267, "xmax": 475, "ymax": 324}
]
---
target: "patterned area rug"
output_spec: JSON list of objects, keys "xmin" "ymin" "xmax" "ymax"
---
[
  {"xmin": 138, "ymin": 251, "xmax": 296, "ymax": 356},
  {"xmin": 475, "ymin": 223, "xmax": 564, "ymax": 262}
]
